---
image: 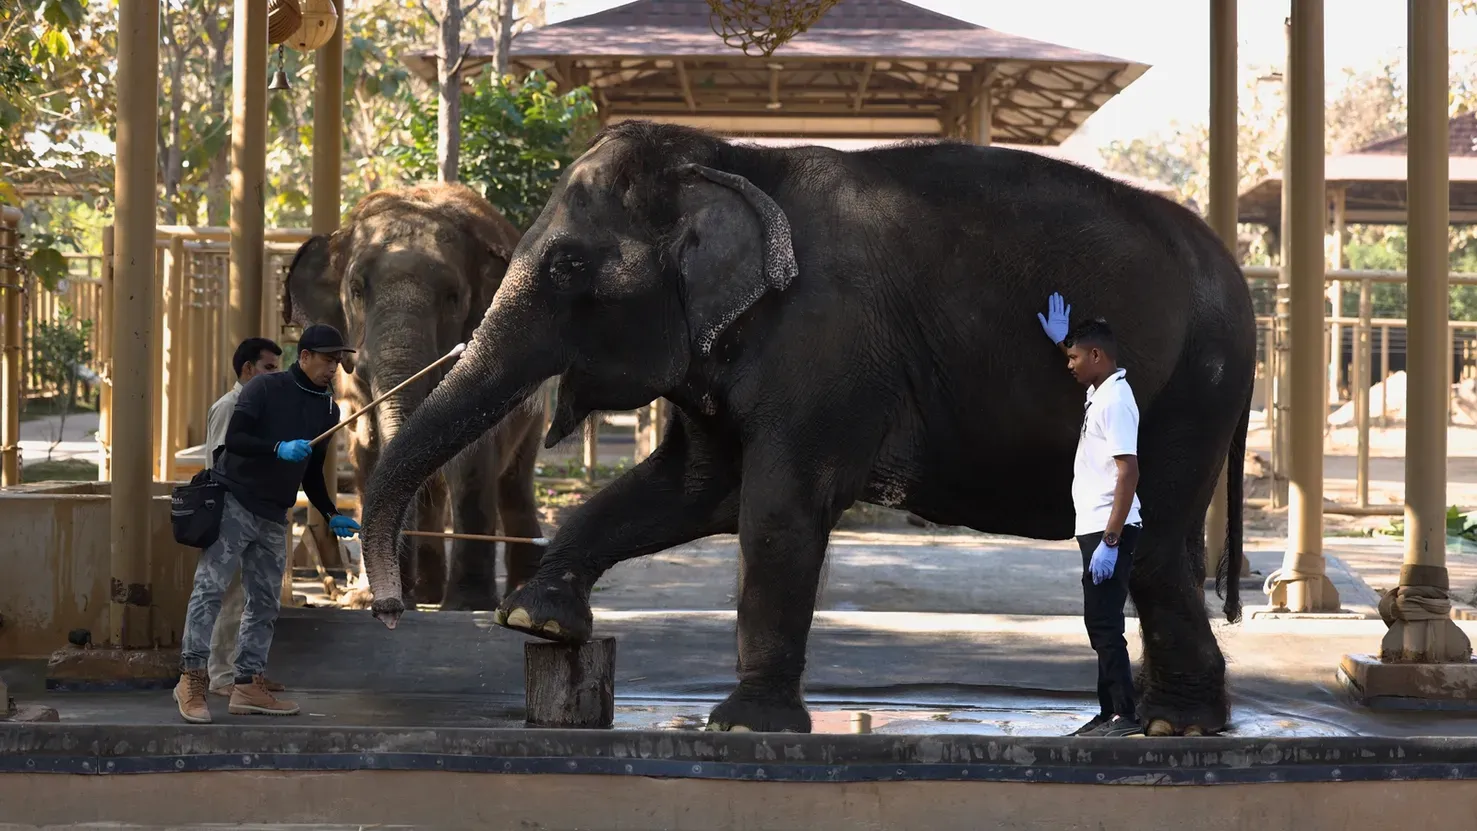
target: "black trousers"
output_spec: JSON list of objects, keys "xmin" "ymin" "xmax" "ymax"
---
[{"xmin": 1076, "ymin": 524, "xmax": 1141, "ymax": 719}]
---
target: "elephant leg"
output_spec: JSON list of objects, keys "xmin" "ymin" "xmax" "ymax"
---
[
  {"xmin": 442, "ymin": 442, "xmax": 501, "ymax": 611},
  {"xmin": 1129, "ymin": 407, "xmax": 1232, "ymax": 736},
  {"xmin": 705, "ymin": 444, "xmax": 854, "ymax": 734},
  {"xmin": 411, "ymin": 478, "xmax": 450, "ymax": 607},
  {"xmin": 495, "ymin": 413, "xmax": 740, "ymax": 642},
  {"xmin": 496, "ymin": 423, "xmax": 545, "ymax": 598}
]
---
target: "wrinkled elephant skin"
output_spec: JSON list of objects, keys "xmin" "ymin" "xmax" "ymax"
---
[
  {"xmin": 357, "ymin": 124, "xmax": 1257, "ymax": 737},
  {"xmin": 284, "ymin": 182, "xmax": 545, "ymax": 611}
]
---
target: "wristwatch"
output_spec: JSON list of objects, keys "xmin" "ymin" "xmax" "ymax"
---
[{"xmin": 1103, "ymin": 531, "xmax": 1120, "ymax": 547}]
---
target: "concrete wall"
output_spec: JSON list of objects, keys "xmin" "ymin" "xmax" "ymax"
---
[
  {"xmin": 0, "ymin": 482, "xmax": 198, "ymax": 658},
  {"xmin": 2, "ymin": 771, "xmax": 1477, "ymax": 829}
]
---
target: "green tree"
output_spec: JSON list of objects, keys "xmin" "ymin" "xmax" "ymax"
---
[
  {"xmin": 393, "ymin": 70, "xmax": 597, "ymax": 230},
  {"xmin": 1, "ymin": 0, "xmax": 114, "ymax": 288}
]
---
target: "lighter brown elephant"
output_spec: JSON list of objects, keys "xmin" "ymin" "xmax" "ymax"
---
[{"xmin": 283, "ymin": 182, "xmax": 546, "ymax": 610}]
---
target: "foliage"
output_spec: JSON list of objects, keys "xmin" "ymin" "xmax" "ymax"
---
[
  {"xmin": 29, "ymin": 301, "xmax": 93, "ymax": 460},
  {"xmin": 392, "ymin": 70, "xmax": 598, "ymax": 230},
  {"xmin": 0, "ymin": 0, "xmax": 114, "ymax": 288}
]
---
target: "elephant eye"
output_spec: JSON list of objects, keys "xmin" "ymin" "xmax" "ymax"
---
[{"xmin": 349, "ymin": 282, "xmax": 364, "ymax": 300}]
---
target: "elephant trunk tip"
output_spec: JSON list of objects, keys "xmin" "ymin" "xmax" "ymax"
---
[{"xmin": 372, "ymin": 597, "xmax": 406, "ymax": 630}]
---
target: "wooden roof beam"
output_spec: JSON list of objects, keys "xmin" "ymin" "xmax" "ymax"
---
[
  {"xmin": 854, "ymin": 61, "xmax": 874, "ymax": 113},
  {"xmin": 675, "ymin": 61, "xmax": 696, "ymax": 112}
]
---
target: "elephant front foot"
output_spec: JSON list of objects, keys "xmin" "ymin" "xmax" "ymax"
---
[
  {"xmin": 493, "ymin": 568, "xmax": 592, "ymax": 643},
  {"xmin": 705, "ymin": 685, "xmax": 811, "ymax": 734}
]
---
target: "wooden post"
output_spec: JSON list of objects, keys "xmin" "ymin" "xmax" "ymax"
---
[
  {"xmin": 97, "ymin": 226, "xmax": 113, "ymax": 480},
  {"xmin": 159, "ymin": 237, "xmax": 184, "ymax": 481},
  {"xmin": 151, "ymin": 245, "xmax": 164, "ymax": 479},
  {"xmin": 524, "ymin": 637, "xmax": 616, "ymax": 729},
  {"xmin": 1380, "ymin": 324, "xmax": 1390, "ymax": 427},
  {"xmin": 111, "ymin": 0, "xmax": 159, "ymax": 648},
  {"xmin": 582, "ymin": 416, "xmax": 599, "ymax": 482},
  {"xmin": 1355, "ymin": 278, "xmax": 1372, "ymax": 508},
  {"xmin": 0, "ymin": 206, "xmax": 21, "ymax": 486}
]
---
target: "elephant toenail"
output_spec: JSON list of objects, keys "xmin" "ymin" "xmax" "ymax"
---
[
  {"xmin": 505, "ymin": 608, "xmax": 532, "ymax": 629},
  {"xmin": 540, "ymin": 620, "xmax": 563, "ymax": 636}
]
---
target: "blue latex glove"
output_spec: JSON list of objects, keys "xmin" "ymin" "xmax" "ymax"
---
[
  {"xmin": 275, "ymin": 439, "xmax": 311, "ymax": 463},
  {"xmin": 1089, "ymin": 539, "xmax": 1118, "ymax": 585},
  {"xmin": 1037, "ymin": 291, "xmax": 1072, "ymax": 344},
  {"xmin": 329, "ymin": 514, "xmax": 360, "ymax": 539}
]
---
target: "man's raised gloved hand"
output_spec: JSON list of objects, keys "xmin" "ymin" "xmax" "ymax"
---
[
  {"xmin": 275, "ymin": 439, "xmax": 311, "ymax": 463},
  {"xmin": 1088, "ymin": 539, "xmax": 1118, "ymax": 585},
  {"xmin": 329, "ymin": 515, "xmax": 360, "ymax": 539},
  {"xmin": 1037, "ymin": 291, "xmax": 1072, "ymax": 345}
]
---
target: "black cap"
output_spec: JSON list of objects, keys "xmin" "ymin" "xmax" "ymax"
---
[{"xmin": 298, "ymin": 324, "xmax": 356, "ymax": 354}]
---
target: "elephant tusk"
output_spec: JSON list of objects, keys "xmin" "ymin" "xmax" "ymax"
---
[
  {"xmin": 307, "ymin": 342, "xmax": 468, "ymax": 448},
  {"xmin": 401, "ymin": 529, "xmax": 550, "ymax": 547}
]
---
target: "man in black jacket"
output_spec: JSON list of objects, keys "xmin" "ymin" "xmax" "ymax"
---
[{"xmin": 173, "ymin": 324, "xmax": 360, "ymax": 723}]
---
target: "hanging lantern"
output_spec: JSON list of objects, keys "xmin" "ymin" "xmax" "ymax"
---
[
  {"xmin": 286, "ymin": 0, "xmax": 340, "ymax": 52},
  {"xmin": 268, "ymin": 0, "xmax": 303, "ymax": 46}
]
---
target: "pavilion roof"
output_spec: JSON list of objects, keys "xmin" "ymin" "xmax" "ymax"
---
[
  {"xmin": 1236, "ymin": 112, "xmax": 1477, "ymax": 226},
  {"xmin": 402, "ymin": 0, "xmax": 1149, "ymax": 143}
]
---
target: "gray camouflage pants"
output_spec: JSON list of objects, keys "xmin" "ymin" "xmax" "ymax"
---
[{"xmin": 179, "ymin": 491, "xmax": 288, "ymax": 680}]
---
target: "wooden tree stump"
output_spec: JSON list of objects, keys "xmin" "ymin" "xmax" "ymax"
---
[{"xmin": 524, "ymin": 637, "xmax": 616, "ymax": 729}]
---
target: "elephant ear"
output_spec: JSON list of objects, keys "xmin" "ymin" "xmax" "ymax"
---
[
  {"xmin": 283, "ymin": 233, "xmax": 347, "ymax": 336},
  {"xmin": 674, "ymin": 164, "xmax": 798, "ymax": 356}
]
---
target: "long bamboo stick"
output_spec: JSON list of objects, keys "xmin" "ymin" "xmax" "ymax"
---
[
  {"xmin": 401, "ymin": 529, "xmax": 550, "ymax": 546},
  {"xmin": 307, "ymin": 342, "xmax": 465, "ymax": 447}
]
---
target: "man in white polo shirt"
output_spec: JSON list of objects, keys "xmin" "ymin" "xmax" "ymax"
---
[{"xmin": 1037, "ymin": 292, "xmax": 1143, "ymax": 738}]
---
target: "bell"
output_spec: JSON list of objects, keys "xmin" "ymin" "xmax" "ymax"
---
[{"xmin": 268, "ymin": 67, "xmax": 292, "ymax": 91}]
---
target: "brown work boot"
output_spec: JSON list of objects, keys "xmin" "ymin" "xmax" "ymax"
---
[
  {"xmin": 173, "ymin": 670, "xmax": 211, "ymax": 724},
  {"xmin": 227, "ymin": 675, "xmax": 300, "ymax": 716},
  {"xmin": 210, "ymin": 676, "xmax": 282, "ymax": 697}
]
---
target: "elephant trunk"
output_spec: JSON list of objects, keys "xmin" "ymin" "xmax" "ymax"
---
[{"xmin": 359, "ymin": 291, "xmax": 563, "ymax": 628}]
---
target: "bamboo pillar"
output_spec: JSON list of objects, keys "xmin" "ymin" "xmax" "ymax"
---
[
  {"xmin": 181, "ymin": 253, "xmax": 199, "ymax": 446},
  {"xmin": 1380, "ymin": 324, "xmax": 1390, "ymax": 426},
  {"xmin": 1374, "ymin": 0, "xmax": 1469, "ymax": 666},
  {"xmin": 1328, "ymin": 188, "xmax": 1347, "ymax": 404},
  {"xmin": 1267, "ymin": 1, "xmax": 1340, "ymax": 614},
  {"xmin": 1356, "ymin": 279, "xmax": 1372, "ymax": 507},
  {"xmin": 159, "ymin": 237, "xmax": 185, "ymax": 481},
  {"xmin": 305, "ymin": 5, "xmax": 347, "ymax": 569},
  {"xmin": 1204, "ymin": 0, "xmax": 1239, "ymax": 580},
  {"xmin": 0, "ymin": 206, "xmax": 21, "ymax": 486},
  {"xmin": 973, "ymin": 72, "xmax": 992, "ymax": 147},
  {"xmin": 229, "ymin": 0, "xmax": 266, "ymax": 354},
  {"xmin": 110, "ymin": 0, "xmax": 159, "ymax": 649},
  {"xmin": 97, "ymin": 226, "xmax": 113, "ymax": 480},
  {"xmin": 1271, "ymin": 22, "xmax": 1293, "ymax": 511},
  {"xmin": 151, "ymin": 245, "xmax": 164, "ymax": 478},
  {"xmin": 583, "ymin": 417, "xmax": 599, "ymax": 482}
]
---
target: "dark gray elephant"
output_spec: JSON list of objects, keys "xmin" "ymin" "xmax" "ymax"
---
[
  {"xmin": 356, "ymin": 123, "xmax": 1256, "ymax": 737},
  {"xmin": 284, "ymin": 182, "xmax": 545, "ymax": 610}
]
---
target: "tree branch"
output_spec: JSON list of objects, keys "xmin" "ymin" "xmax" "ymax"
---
[
  {"xmin": 464, "ymin": 0, "xmax": 486, "ymax": 15},
  {"xmin": 446, "ymin": 43, "xmax": 473, "ymax": 78},
  {"xmin": 417, "ymin": 0, "xmax": 442, "ymax": 26}
]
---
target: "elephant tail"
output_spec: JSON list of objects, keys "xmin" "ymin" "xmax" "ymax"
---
[{"xmin": 1218, "ymin": 385, "xmax": 1253, "ymax": 624}]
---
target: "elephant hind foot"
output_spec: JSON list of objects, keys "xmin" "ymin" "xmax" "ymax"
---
[
  {"xmin": 1145, "ymin": 720, "xmax": 1214, "ymax": 737},
  {"xmin": 1137, "ymin": 687, "xmax": 1228, "ymax": 738},
  {"xmin": 493, "ymin": 569, "xmax": 593, "ymax": 643},
  {"xmin": 705, "ymin": 686, "xmax": 811, "ymax": 734}
]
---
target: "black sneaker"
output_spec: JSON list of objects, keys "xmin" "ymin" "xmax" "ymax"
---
[
  {"xmin": 1087, "ymin": 715, "xmax": 1143, "ymax": 738},
  {"xmin": 1068, "ymin": 714, "xmax": 1112, "ymax": 736}
]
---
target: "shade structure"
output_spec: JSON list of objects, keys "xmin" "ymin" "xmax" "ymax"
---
[{"xmin": 402, "ymin": 0, "xmax": 1149, "ymax": 143}]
